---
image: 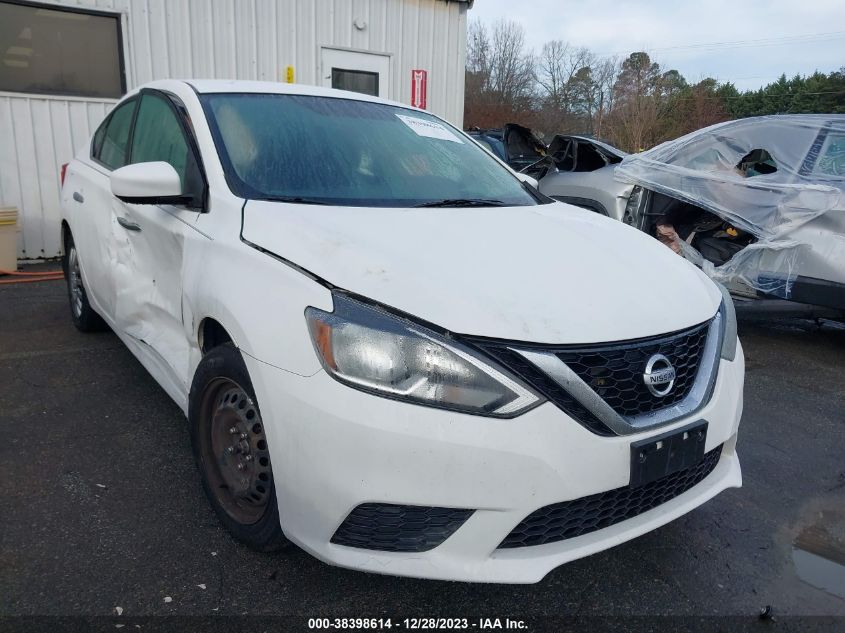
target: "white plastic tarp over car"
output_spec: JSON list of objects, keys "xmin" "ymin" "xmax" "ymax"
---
[{"xmin": 614, "ymin": 115, "xmax": 845, "ymax": 300}]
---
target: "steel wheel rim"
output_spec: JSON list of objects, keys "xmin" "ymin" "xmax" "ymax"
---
[
  {"xmin": 199, "ymin": 377, "xmax": 273, "ymax": 525},
  {"xmin": 68, "ymin": 247, "xmax": 84, "ymax": 318}
]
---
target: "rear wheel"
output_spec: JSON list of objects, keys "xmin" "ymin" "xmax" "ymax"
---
[
  {"xmin": 64, "ymin": 232, "xmax": 106, "ymax": 332},
  {"xmin": 189, "ymin": 343, "xmax": 288, "ymax": 551}
]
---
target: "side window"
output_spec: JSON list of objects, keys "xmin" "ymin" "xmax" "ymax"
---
[
  {"xmin": 130, "ymin": 92, "xmax": 202, "ymax": 204},
  {"xmin": 97, "ymin": 99, "xmax": 136, "ymax": 169},
  {"xmin": 91, "ymin": 120, "xmax": 107, "ymax": 160}
]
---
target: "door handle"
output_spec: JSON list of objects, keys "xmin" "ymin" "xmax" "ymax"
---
[
  {"xmin": 72, "ymin": 192, "xmax": 84, "ymax": 203},
  {"xmin": 116, "ymin": 216, "xmax": 142, "ymax": 232}
]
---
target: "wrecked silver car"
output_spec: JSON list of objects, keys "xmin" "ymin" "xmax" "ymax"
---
[
  {"xmin": 541, "ymin": 116, "xmax": 845, "ymax": 315},
  {"xmin": 539, "ymin": 135, "xmax": 629, "ymax": 219}
]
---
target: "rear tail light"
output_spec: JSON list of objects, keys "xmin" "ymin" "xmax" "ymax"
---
[{"xmin": 60, "ymin": 163, "xmax": 68, "ymax": 187}]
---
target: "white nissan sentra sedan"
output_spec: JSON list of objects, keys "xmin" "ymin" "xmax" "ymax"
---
[{"xmin": 60, "ymin": 80, "xmax": 744, "ymax": 583}]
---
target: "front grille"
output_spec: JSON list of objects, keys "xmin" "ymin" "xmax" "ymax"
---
[
  {"xmin": 479, "ymin": 346, "xmax": 613, "ymax": 436},
  {"xmin": 498, "ymin": 444, "xmax": 723, "ymax": 548},
  {"xmin": 473, "ymin": 319, "xmax": 713, "ymax": 434},
  {"xmin": 554, "ymin": 321, "xmax": 711, "ymax": 417},
  {"xmin": 331, "ymin": 503, "xmax": 473, "ymax": 552}
]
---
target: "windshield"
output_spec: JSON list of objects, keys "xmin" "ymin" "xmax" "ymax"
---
[{"xmin": 200, "ymin": 93, "xmax": 541, "ymax": 207}]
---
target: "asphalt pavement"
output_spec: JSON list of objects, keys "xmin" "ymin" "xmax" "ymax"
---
[{"xmin": 1, "ymin": 277, "xmax": 843, "ymax": 624}]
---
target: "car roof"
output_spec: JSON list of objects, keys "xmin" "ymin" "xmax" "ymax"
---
[
  {"xmin": 564, "ymin": 135, "xmax": 627, "ymax": 156},
  {"xmin": 155, "ymin": 79, "xmax": 417, "ymax": 112}
]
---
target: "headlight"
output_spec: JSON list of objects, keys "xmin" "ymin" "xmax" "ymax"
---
[
  {"xmin": 716, "ymin": 284, "xmax": 738, "ymax": 361},
  {"xmin": 305, "ymin": 293, "xmax": 543, "ymax": 417}
]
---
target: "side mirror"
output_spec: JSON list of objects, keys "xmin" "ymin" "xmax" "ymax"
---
[
  {"xmin": 514, "ymin": 171, "xmax": 540, "ymax": 189},
  {"xmin": 110, "ymin": 162, "xmax": 186, "ymax": 205}
]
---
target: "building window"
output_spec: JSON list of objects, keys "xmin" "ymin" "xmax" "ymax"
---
[
  {"xmin": 331, "ymin": 68, "xmax": 379, "ymax": 97},
  {"xmin": 0, "ymin": 0, "xmax": 125, "ymax": 98}
]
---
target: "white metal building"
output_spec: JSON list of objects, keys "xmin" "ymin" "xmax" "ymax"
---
[{"xmin": 0, "ymin": 0, "xmax": 470, "ymax": 260}]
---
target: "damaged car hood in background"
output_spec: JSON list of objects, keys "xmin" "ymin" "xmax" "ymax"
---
[
  {"xmin": 614, "ymin": 114, "xmax": 845, "ymax": 299},
  {"xmin": 241, "ymin": 200, "xmax": 720, "ymax": 344},
  {"xmin": 503, "ymin": 124, "xmax": 548, "ymax": 176}
]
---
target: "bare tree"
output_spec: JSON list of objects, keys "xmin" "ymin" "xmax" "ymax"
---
[
  {"xmin": 536, "ymin": 41, "xmax": 568, "ymax": 109},
  {"xmin": 464, "ymin": 20, "xmax": 491, "ymax": 126},
  {"xmin": 535, "ymin": 42, "xmax": 591, "ymax": 126},
  {"xmin": 553, "ymin": 54, "xmax": 619, "ymax": 137},
  {"xmin": 464, "ymin": 19, "xmax": 535, "ymax": 128},
  {"xmin": 488, "ymin": 19, "xmax": 535, "ymax": 108},
  {"xmin": 464, "ymin": 20, "xmax": 727, "ymax": 148},
  {"xmin": 466, "ymin": 20, "xmax": 492, "ymax": 92},
  {"xmin": 591, "ymin": 56, "xmax": 619, "ymax": 138}
]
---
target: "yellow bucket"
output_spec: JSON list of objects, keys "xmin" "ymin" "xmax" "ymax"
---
[{"xmin": 0, "ymin": 206, "xmax": 19, "ymax": 272}]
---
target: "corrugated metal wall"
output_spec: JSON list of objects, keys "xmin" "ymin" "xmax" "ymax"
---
[{"xmin": 0, "ymin": 0, "xmax": 468, "ymax": 259}]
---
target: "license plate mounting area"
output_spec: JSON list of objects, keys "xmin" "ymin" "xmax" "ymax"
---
[{"xmin": 629, "ymin": 421, "xmax": 708, "ymax": 488}]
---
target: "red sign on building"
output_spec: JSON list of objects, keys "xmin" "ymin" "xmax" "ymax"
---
[{"xmin": 411, "ymin": 69, "xmax": 427, "ymax": 109}]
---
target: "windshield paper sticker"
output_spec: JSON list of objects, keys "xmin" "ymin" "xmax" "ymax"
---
[{"xmin": 395, "ymin": 114, "xmax": 464, "ymax": 144}]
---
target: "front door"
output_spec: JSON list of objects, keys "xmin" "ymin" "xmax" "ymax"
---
[
  {"xmin": 111, "ymin": 90, "xmax": 205, "ymax": 399},
  {"xmin": 320, "ymin": 48, "xmax": 390, "ymax": 98}
]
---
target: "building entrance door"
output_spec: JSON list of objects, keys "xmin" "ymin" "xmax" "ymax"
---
[{"xmin": 320, "ymin": 48, "xmax": 390, "ymax": 98}]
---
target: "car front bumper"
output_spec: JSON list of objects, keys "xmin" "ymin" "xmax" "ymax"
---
[{"xmin": 244, "ymin": 341, "xmax": 744, "ymax": 583}]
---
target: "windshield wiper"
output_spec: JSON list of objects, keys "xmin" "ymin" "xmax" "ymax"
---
[
  {"xmin": 258, "ymin": 196, "xmax": 329, "ymax": 205},
  {"xmin": 413, "ymin": 198, "xmax": 506, "ymax": 208}
]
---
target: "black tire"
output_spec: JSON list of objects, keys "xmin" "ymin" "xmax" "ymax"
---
[
  {"xmin": 189, "ymin": 343, "xmax": 288, "ymax": 552},
  {"xmin": 63, "ymin": 231, "xmax": 106, "ymax": 332}
]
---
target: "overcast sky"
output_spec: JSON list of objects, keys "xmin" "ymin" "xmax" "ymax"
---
[{"xmin": 467, "ymin": 0, "xmax": 845, "ymax": 90}]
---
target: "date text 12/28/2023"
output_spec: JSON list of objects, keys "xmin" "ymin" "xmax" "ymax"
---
[{"xmin": 307, "ymin": 618, "xmax": 528, "ymax": 630}]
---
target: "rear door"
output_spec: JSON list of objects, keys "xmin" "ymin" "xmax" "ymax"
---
[
  {"xmin": 67, "ymin": 96, "xmax": 138, "ymax": 320},
  {"xmin": 111, "ymin": 90, "xmax": 207, "ymax": 394}
]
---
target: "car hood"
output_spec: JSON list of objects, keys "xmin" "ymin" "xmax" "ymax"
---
[
  {"xmin": 503, "ymin": 124, "xmax": 546, "ymax": 161},
  {"xmin": 242, "ymin": 200, "xmax": 721, "ymax": 344}
]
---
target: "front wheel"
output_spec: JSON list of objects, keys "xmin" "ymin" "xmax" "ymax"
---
[
  {"xmin": 64, "ymin": 232, "xmax": 106, "ymax": 332},
  {"xmin": 189, "ymin": 343, "xmax": 288, "ymax": 551}
]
